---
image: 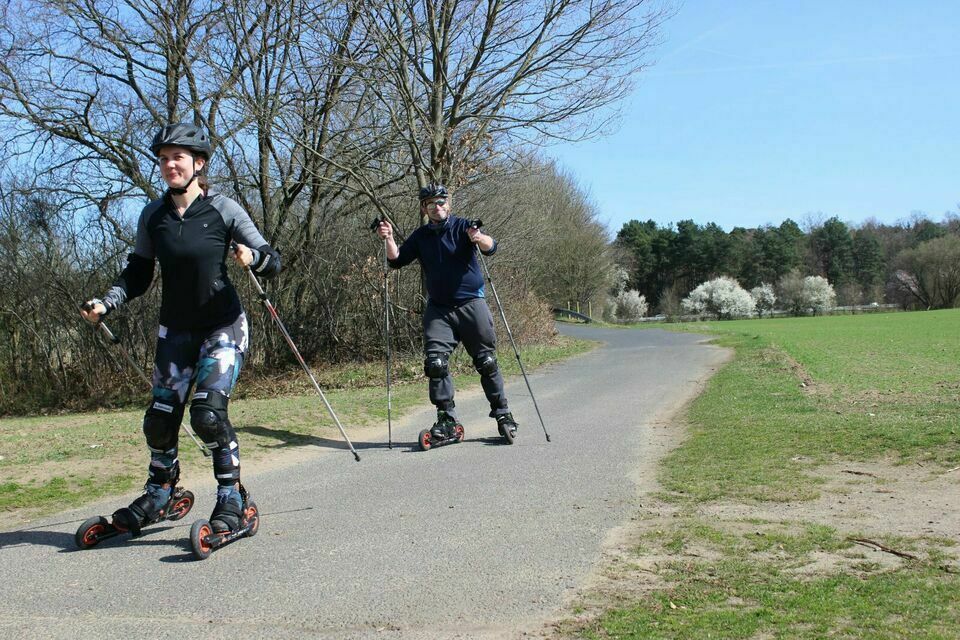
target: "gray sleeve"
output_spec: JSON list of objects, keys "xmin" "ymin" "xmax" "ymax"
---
[
  {"xmin": 219, "ymin": 196, "xmax": 268, "ymax": 248},
  {"xmin": 217, "ymin": 195, "xmax": 281, "ymax": 278}
]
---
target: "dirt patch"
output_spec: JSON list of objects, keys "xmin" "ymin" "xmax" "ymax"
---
[
  {"xmin": 700, "ymin": 459, "xmax": 960, "ymax": 541},
  {"xmin": 548, "ymin": 456, "xmax": 960, "ymax": 637},
  {"xmin": 785, "ymin": 547, "xmax": 906, "ymax": 579},
  {"xmin": 761, "ymin": 346, "xmax": 816, "ymax": 391},
  {"xmin": 546, "ymin": 407, "xmax": 960, "ymax": 636}
]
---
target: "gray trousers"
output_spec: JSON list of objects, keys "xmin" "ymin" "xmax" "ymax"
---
[{"xmin": 423, "ymin": 298, "xmax": 509, "ymax": 418}]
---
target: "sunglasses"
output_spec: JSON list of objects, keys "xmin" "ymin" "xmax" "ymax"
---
[{"xmin": 423, "ymin": 198, "xmax": 447, "ymax": 209}]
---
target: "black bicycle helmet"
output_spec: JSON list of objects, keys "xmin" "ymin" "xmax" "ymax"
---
[
  {"xmin": 150, "ymin": 123, "xmax": 213, "ymax": 159},
  {"xmin": 418, "ymin": 183, "xmax": 448, "ymax": 201}
]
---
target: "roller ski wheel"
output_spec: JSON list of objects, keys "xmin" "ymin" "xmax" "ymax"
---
[
  {"xmin": 418, "ymin": 424, "xmax": 464, "ymax": 451},
  {"xmin": 74, "ymin": 487, "xmax": 195, "ymax": 549},
  {"xmin": 75, "ymin": 516, "xmax": 110, "ymax": 550},
  {"xmin": 496, "ymin": 414, "xmax": 519, "ymax": 445},
  {"xmin": 189, "ymin": 491, "xmax": 260, "ymax": 560}
]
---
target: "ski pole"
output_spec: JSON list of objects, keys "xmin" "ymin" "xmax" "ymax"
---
[
  {"xmin": 232, "ymin": 243, "xmax": 361, "ymax": 462},
  {"xmin": 79, "ymin": 302, "xmax": 211, "ymax": 457},
  {"xmin": 469, "ymin": 220, "xmax": 551, "ymax": 442},
  {"xmin": 369, "ymin": 216, "xmax": 393, "ymax": 449}
]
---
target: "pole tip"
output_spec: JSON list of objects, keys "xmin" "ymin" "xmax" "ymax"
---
[
  {"xmin": 353, "ymin": 452, "xmax": 361, "ymax": 462},
  {"xmin": 546, "ymin": 434, "xmax": 552, "ymax": 442}
]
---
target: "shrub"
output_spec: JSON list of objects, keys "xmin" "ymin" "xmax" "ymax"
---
[
  {"xmin": 614, "ymin": 289, "xmax": 648, "ymax": 321},
  {"xmin": 803, "ymin": 275, "xmax": 837, "ymax": 314},
  {"xmin": 750, "ymin": 283, "xmax": 776, "ymax": 318},
  {"xmin": 682, "ymin": 277, "xmax": 756, "ymax": 320},
  {"xmin": 777, "ymin": 270, "xmax": 837, "ymax": 315}
]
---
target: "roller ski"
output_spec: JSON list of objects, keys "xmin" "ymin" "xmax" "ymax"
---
[
  {"xmin": 496, "ymin": 412, "xmax": 519, "ymax": 445},
  {"xmin": 75, "ymin": 481, "xmax": 194, "ymax": 549},
  {"xmin": 418, "ymin": 410, "xmax": 464, "ymax": 451},
  {"xmin": 189, "ymin": 484, "xmax": 259, "ymax": 560}
]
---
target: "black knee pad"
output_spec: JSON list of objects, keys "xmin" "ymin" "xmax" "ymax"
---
[
  {"xmin": 473, "ymin": 352, "xmax": 499, "ymax": 377},
  {"xmin": 424, "ymin": 352, "xmax": 450, "ymax": 380},
  {"xmin": 142, "ymin": 402, "xmax": 182, "ymax": 451},
  {"xmin": 189, "ymin": 391, "xmax": 235, "ymax": 448}
]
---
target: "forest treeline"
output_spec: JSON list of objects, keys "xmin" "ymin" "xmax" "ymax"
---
[{"xmin": 613, "ymin": 213, "xmax": 960, "ymax": 316}]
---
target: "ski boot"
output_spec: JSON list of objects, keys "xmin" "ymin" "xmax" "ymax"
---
[
  {"xmin": 418, "ymin": 410, "xmax": 465, "ymax": 451},
  {"xmin": 75, "ymin": 481, "xmax": 194, "ymax": 549},
  {"xmin": 189, "ymin": 484, "xmax": 260, "ymax": 560},
  {"xmin": 496, "ymin": 412, "xmax": 519, "ymax": 445}
]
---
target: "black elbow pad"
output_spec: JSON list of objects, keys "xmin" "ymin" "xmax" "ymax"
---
[{"xmin": 252, "ymin": 244, "xmax": 281, "ymax": 277}]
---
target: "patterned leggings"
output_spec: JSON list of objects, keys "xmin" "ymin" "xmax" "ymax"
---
[{"xmin": 141, "ymin": 313, "xmax": 248, "ymax": 487}]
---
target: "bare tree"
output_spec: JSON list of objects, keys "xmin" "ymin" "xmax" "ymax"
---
[
  {"xmin": 0, "ymin": 0, "xmax": 674, "ymax": 412},
  {"xmin": 457, "ymin": 159, "xmax": 614, "ymax": 310},
  {"xmin": 360, "ymin": 0, "xmax": 672, "ymax": 187},
  {"xmin": 0, "ymin": 0, "xmax": 241, "ymax": 218}
]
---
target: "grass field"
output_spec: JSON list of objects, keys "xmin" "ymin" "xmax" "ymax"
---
[
  {"xmin": 560, "ymin": 309, "xmax": 960, "ymax": 639},
  {"xmin": 0, "ymin": 335, "xmax": 593, "ymax": 522}
]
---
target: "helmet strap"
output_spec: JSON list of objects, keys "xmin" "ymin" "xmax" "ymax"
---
[{"xmin": 167, "ymin": 157, "xmax": 198, "ymax": 196}]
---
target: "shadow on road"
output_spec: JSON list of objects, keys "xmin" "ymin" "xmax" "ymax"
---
[
  {"xmin": 0, "ymin": 528, "xmax": 76, "ymax": 551},
  {"xmin": 240, "ymin": 424, "xmax": 410, "ymax": 452},
  {"xmin": 3, "ymin": 506, "xmax": 317, "ymax": 559},
  {"xmin": 240, "ymin": 424, "xmax": 518, "ymax": 454},
  {"xmin": 0, "ymin": 521, "xmax": 184, "ymax": 553}
]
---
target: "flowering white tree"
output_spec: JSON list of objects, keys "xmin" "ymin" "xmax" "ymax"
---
[
  {"xmin": 778, "ymin": 271, "xmax": 838, "ymax": 315},
  {"xmin": 611, "ymin": 266, "xmax": 630, "ymax": 296},
  {"xmin": 750, "ymin": 283, "xmax": 777, "ymax": 318},
  {"xmin": 682, "ymin": 277, "xmax": 756, "ymax": 320},
  {"xmin": 614, "ymin": 289, "xmax": 648, "ymax": 321},
  {"xmin": 802, "ymin": 276, "xmax": 836, "ymax": 314}
]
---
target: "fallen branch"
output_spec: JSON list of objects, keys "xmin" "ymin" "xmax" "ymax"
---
[
  {"xmin": 847, "ymin": 537, "xmax": 918, "ymax": 560},
  {"xmin": 841, "ymin": 469, "xmax": 878, "ymax": 478}
]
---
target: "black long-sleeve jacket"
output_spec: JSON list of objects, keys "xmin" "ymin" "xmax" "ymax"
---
[{"xmin": 103, "ymin": 191, "xmax": 280, "ymax": 329}]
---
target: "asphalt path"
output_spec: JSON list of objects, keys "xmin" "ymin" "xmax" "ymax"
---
[{"xmin": 0, "ymin": 324, "xmax": 727, "ymax": 639}]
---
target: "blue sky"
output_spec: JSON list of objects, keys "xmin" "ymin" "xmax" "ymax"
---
[{"xmin": 547, "ymin": 0, "xmax": 959, "ymax": 235}]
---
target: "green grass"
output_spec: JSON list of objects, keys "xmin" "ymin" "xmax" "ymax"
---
[
  {"xmin": 663, "ymin": 310, "xmax": 960, "ymax": 503},
  {"xmin": 560, "ymin": 309, "xmax": 960, "ymax": 639},
  {"xmin": 0, "ymin": 335, "xmax": 595, "ymax": 521},
  {"xmin": 586, "ymin": 523, "xmax": 960, "ymax": 639},
  {"xmin": 0, "ymin": 476, "xmax": 134, "ymax": 512}
]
